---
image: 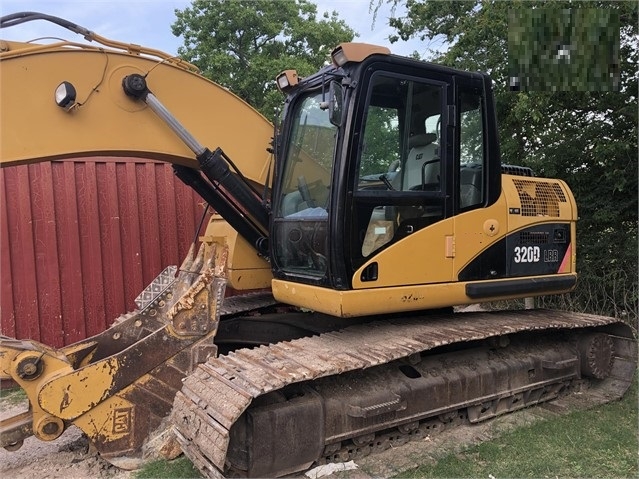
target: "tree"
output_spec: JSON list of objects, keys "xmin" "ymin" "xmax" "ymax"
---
[
  {"xmin": 383, "ymin": 0, "xmax": 638, "ymax": 318},
  {"xmin": 172, "ymin": 0, "xmax": 355, "ymax": 118},
  {"xmin": 361, "ymin": 106, "xmax": 401, "ymax": 176}
]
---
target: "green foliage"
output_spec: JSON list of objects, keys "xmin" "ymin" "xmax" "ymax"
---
[
  {"xmin": 385, "ymin": 0, "xmax": 638, "ymax": 318},
  {"xmin": 361, "ymin": 106, "xmax": 401, "ymax": 176},
  {"xmin": 509, "ymin": 8, "xmax": 620, "ymax": 91},
  {"xmin": 172, "ymin": 0, "xmax": 355, "ymax": 118}
]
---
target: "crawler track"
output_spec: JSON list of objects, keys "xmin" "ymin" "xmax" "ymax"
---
[{"xmin": 170, "ymin": 309, "xmax": 636, "ymax": 478}]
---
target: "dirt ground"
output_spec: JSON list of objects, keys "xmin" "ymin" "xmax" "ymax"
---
[
  {"xmin": 0, "ymin": 401, "xmax": 133, "ymax": 479},
  {"xmin": 1, "ymin": 391, "xmax": 575, "ymax": 479}
]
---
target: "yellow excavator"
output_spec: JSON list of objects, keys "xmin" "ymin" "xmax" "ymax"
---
[{"xmin": 0, "ymin": 12, "xmax": 636, "ymax": 478}]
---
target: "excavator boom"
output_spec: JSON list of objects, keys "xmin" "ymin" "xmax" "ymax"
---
[{"xmin": 0, "ymin": 37, "xmax": 271, "ymax": 179}]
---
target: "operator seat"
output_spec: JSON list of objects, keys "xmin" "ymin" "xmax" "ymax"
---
[
  {"xmin": 399, "ymin": 133, "xmax": 439, "ymax": 191},
  {"xmin": 281, "ymin": 191, "xmax": 307, "ymax": 216}
]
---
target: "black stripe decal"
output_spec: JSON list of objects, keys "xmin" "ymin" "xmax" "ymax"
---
[
  {"xmin": 465, "ymin": 275, "xmax": 577, "ymax": 299},
  {"xmin": 458, "ymin": 223, "xmax": 572, "ymax": 281}
]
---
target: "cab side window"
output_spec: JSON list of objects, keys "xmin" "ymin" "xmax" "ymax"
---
[
  {"xmin": 353, "ymin": 73, "xmax": 445, "ymax": 259},
  {"xmin": 458, "ymin": 91, "xmax": 485, "ymax": 210},
  {"xmin": 359, "ymin": 105, "xmax": 400, "ymax": 185}
]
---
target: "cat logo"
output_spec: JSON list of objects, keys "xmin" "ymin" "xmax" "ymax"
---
[{"xmin": 113, "ymin": 407, "xmax": 132, "ymax": 434}]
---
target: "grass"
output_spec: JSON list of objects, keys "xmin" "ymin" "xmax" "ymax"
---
[
  {"xmin": 0, "ymin": 386, "xmax": 27, "ymax": 407},
  {"xmin": 135, "ymin": 457, "xmax": 201, "ymax": 479},
  {"xmin": 398, "ymin": 376, "xmax": 638, "ymax": 479}
]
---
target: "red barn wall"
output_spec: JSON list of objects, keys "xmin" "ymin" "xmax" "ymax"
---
[{"xmin": 1, "ymin": 158, "xmax": 209, "ymax": 347}]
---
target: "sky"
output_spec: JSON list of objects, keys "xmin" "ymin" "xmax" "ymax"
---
[{"xmin": 0, "ymin": 0, "xmax": 436, "ymax": 58}]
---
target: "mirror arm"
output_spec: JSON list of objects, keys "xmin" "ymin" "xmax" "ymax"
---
[{"xmin": 319, "ymin": 73, "xmax": 329, "ymax": 110}]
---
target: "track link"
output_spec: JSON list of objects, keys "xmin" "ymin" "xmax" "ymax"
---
[{"xmin": 171, "ymin": 309, "xmax": 636, "ymax": 478}]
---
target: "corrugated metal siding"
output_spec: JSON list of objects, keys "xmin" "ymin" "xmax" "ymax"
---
[{"xmin": 1, "ymin": 158, "xmax": 209, "ymax": 347}]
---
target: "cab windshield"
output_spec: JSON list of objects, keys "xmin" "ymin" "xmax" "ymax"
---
[
  {"xmin": 273, "ymin": 89, "xmax": 336, "ymax": 278},
  {"xmin": 277, "ymin": 90, "xmax": 334, "ymax": 216}
]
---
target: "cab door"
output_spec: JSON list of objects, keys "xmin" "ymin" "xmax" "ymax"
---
[{"xmin": 346, "ymin": 65, "xmax": 456, "ymax": 287}]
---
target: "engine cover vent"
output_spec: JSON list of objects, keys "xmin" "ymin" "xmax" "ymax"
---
[
  {"xmin": 512, "ymin": 179, "xmax": 567, "ymax": 217},
  {"xmin": 501, "ymin": 164, "xmax": 534, "ymax": 176}
]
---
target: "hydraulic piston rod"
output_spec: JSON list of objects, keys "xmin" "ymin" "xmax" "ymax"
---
[{"xmin": 121, "ymin": 74, "xmax": 270, "ymax": 255}]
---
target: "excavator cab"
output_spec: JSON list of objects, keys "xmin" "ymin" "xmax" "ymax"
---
[{"xmin": 270, "ymin": 45, "xmax": 502, "ymax": 313}]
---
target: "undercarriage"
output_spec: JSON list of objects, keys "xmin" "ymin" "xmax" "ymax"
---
[
  {"xmin": 2, "ymin": 256, "xmax": 636, "ymax": 478},
  {"xmin": 172, "ymin": 309, "xmax": 636, "ymax": 478}
]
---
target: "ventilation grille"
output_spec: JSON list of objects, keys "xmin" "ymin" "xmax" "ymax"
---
[
  {"xmin": 551, "ymin": 182, "xmax": 567, "ymax": 202},
  {"xmin": 502, "ymin": 164, "xmax": 534, "ymax": 177},
  {"xmin": 512, "ymin": 179, "xmax": 567, "ymax": 217},
  {"xmin": 520, "ymin": 231, "xmax": 549, "ymax": 244}
]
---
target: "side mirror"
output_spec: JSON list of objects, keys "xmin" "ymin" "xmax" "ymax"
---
[{"xmin": 328, "ymin": 80, "xmax": 343, "ymax": 127}]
